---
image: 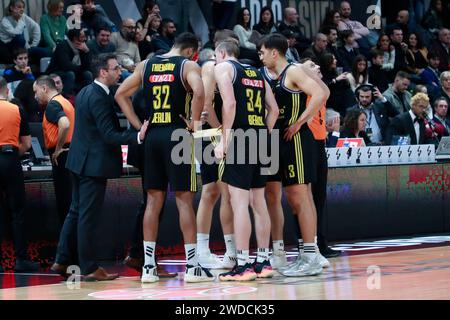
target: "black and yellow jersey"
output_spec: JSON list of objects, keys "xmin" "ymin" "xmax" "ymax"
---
[
  {"xmin": 228, "ymin": 60, "xmax": 266, "ymax": 130},
  {"xmin": 142, "ymin": 55, "xmax": 192, "ymax": 127},
  {"xmin": 271, "ymin": 64, "xmax": 308, "ymax": 132},
  {"xmin": 260, "ymin": 65, "xmax": 287, "ymax": 130}
]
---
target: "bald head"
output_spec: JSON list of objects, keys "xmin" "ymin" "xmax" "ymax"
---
[
  {"xmin": 340, "ymin": 1, "xmax": 351, "ymax": 19},
  {"xmin": 397, "ymin": 10, "xmax": 409, "ymax": 24},
  {"xmin": 284, "ymin": 7, "xmax": 299, "ymax": 24}
]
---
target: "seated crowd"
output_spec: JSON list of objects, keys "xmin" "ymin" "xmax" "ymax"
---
[{"xmin": 0, "ymin": 0, "xmax": 449, "ymax": 147}]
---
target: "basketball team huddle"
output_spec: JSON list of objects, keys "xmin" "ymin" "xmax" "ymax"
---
[{"xmin": 114, "ymin": 31, "xmax": 331, "ymax": 283}]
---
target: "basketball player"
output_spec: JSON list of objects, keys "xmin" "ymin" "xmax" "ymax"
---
[
  {"xmin": 213, "ymin": 40, "xmax": 279, "ymax": 281},
  {"xmin": 115, "ymin": 32, "xmax": 214, "ymax": 283},
  {"xmin": 258, "ymin": 34, "xmax": 329, "ymax": 277}
]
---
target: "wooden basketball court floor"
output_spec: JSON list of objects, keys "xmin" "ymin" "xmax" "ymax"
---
[{"xmin": 1, "ymin": 236, "xmax": 450, "ymax": 300}]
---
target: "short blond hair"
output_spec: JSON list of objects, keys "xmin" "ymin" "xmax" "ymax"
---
[
  {"xmin": 411, "ymin": 92, "xmax": 429, "ymax": 106},
  {"xmin": 440, "ymin": 71, "xmax": 450, "ymax": 83}
]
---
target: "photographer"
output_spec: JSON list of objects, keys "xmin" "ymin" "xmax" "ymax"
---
[{"xmin": 347, "ymin": 84, "xmax": 399, "ymax": 145}]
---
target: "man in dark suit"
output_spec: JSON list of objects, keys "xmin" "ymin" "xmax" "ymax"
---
[
  {"xmin": 387, "ymin": 92, "xmax": 429, "ymax": 145},
  {"xmin": 432, "ymin": 97, "xmax": 450, "ymax": 140},
  {"xmin": 348, "ymin": 84, "xmax": 399, "ymax": 145},
  {"xmin": 51, "ymin": 53, "xmax": 148, "ymax": 281}
]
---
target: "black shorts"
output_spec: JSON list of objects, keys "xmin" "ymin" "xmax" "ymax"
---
[
  {"xmin": 279, "ymin": 126, "xmax": 317, "ymax": 187},
  {"xmin": 265, "ymin": 130, "xmax": 282, "ymax": 183},
  {"xmin": 200, "ymin": 139, "xmax": 219, "ymax": 185},
  {"xmin": 218, "ymin": 129, "xmax": 267, "ymax": 190},
  {"xmin": 144, "ymin": 125, "xmax": 197, "ymax": 192}
]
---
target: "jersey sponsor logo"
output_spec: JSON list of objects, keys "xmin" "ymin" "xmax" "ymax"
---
[
  {"xmin": 241, "ymin": 78, "xmax": 264, "ymax": 88},
  {"xmin": 149, "ymin": 74, "xmax": 175, "ymax": 83},
  {"xmin": 151, "ymin": 63, "xmax": 176, "ymax": 72}
]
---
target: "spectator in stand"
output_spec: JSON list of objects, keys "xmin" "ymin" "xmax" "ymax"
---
[
  {"xmin": 277, "ymin": 7, "xmax": 311, "ymax": 54},
  {"xmin": 436, "ymin": 71, "xmax": 450, "ymax": 107},
  {"xmin": 346, "ymin": 54, "xmax": 369, "ymax": 92},
  {"xmin": 389, "ymin": 27, "xmax": 409, "ymax": 74},
  {"xmin": 233, "ymin": 8, "xmax": 257, "ymax": 51},
  {"xmin": 49, "ymin": 73, "xmax": 75, "ymax": 106},
  {"xmin": 381, "ymin": 0, "xmax": 409, "ymax": 25},
  {"xmin": 429, "ymin": 28, "xmax": 450, "ymax": 72},
  {"xmin": 420, "ymin": 51, "xmax": 442, "ymax": 98},
  {"xmin": 386, "ymin": 10, "xmax": 415, "ymax": 42},
  {"xmin": 320, "ymin": 9, "xmax": 341, "ymax": 31},
  {"xmin": 383, "ymin": 71, "xmax": 413, "ymax": 114},
  {"xmin": 301, "ymin": 33, "xmax": 328, "ymax": 65},
  {"xmin": 40, "ymin": 0, "xmax": 67, "ymax": 52},
  {"xmin": 321, "ymin": 26, "xmax": 341, "ymax": 65},
  {"xmin": 337, "ymin": 30, "xmax": 359, "ymax": 72},
  {"xmin": 325, "ymin": 108, "xmax": 341, "ymax": 147},
  {"xmin": 340, "ymin": 108, "xmax": 372, "ymax": 146},
  {"xmin": 110, "ymin": 19, "xmax": 141, "ymax": 75},
  {"xmin": 421, "ymin": 0, "xmax": 444, "ymax": 37},
  {"xmin": 46, "ymin": 28, "xmax": 93, "ymax": 95},
  {"xmin": 233, "ymin": 8, "xmax": 260, "ymax": 66},
  {"xmin": 405, "ymin": 32, "xmax": 429, "ymax": 75},
  {"xmin": 3, "ymin": 48, "xmax": 35, "ymax": 84},
  {"xmin": 337, "ymin": 1, "xmax": 369, "ymax": 49},
  {"xmin": 369, "ymin": 49, "xmax": 390, "ymax": 93},
  {"xmin": 432, "ymin": 97, "xmax": 450, "ymax": 137},
  {"xmin": 320, "ymin": 52, "xmax": 355, "ymax": 117},
  {"xmin": 348, "ymin": 84, "xmax": 399, "ymax": 144},
  {"xmin": 375, "ymin": 33, "xmax": 396, "ymax": 74},
  {"xmin": 81, "ymin": 0, "xmax": 116, "ymax": 40},
  {"xmin": 87, "ymin": 25, "xmax": 116, "ymax": 57},
  {"xmin": 136, "ymin": 1, "xmax": 161, "ymax": 59},
  {"xmin": 152, "ymin": 18, "xmax": 176, "ymax": 53},
  {"xmin": 281, "ymin": 30, "xmax": 300, "ymax": 63},
  {"xmin": 3, "ymin": 48, "xmax": 35, "ymax": 112},
  {"xmin": 0, "ymin": 0, "xmax": 43, "ymax": 64},
  {"xmin": 253, "ymin": 6, "xmax": 278, "ymax": 36}
]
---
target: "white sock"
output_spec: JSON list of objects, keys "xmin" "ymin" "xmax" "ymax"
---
[
  {"xmin": 236, "ymin": 249, "xmax": 250, "ymax": 266},
  {"xmin": 143, "ymin": 241, "xmax": 156, "ymax": 266},
  {"xmin": 257, "ymin": 248, "xmax": 270, "ymax": 263},
  {"xmin": 298, "ymin": 239, "xmax": 304, "ymax": 259},
  {"xmin": 304, "ymin": 243, "xmax": 316, "ymax": 259},
  {"xmin": 185, "ymin": 243, "xmax": 198, "ymax": 266},
  {"xmin": 197, "ymin": 233, "xmax": 210, "ymax": 255},
  {"xmin": 272, "ymin": 240, "xmax": 285, "ymax": 255},
  {"xmin": 224, "ymin": 234, "xmax": 236, "ymax": 256}
]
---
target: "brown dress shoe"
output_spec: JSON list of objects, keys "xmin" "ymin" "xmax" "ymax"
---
[
  {"xmin": 51, "ymin": 263, "xmax": 69, "ymax": 278},
  {"xmin": 83, "ymin": 267, "xmax": 119, "ymax": 282},
  {"xmin": 123, "ymin": 256, "xmax": 142, "ymax": 272}
]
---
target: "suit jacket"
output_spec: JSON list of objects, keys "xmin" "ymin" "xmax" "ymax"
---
[
  {"xmin": 66, "ymin": 82, "xmax": 138, "ymax": 178},
  {"xmin": 386, "ymin": 112, "xmax": 426, "ymax": 145},
  {"xmin": 433, "ymin": 116, "xmax": 450, "ymax": 138}
]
